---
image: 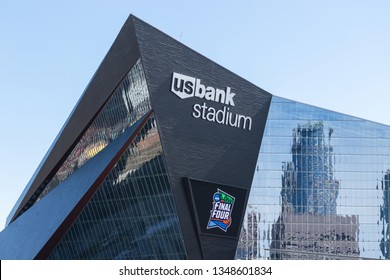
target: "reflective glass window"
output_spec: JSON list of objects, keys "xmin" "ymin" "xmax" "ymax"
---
[
  {"xmin": 236, "ymin": 96, "xmax": 390, "ymax": 260},
  {"xmin": 36, "ymin": 59, "xmax": 151, "ymax": 203},
  {"xmin": 48, "ymin": 115, "xmax": 187, "ymax": 260}
]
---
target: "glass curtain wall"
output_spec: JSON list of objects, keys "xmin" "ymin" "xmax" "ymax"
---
[
  {"xmin": 39, "ymin": 59, "xmax": 151, "ymax": 201},
  {"xmin": 48, "ymin": 115, "xmax": 187, "ymax": 260},
  {"xmin": 237, "ymin": 96, "xmax": 390, "ymax": 260}
]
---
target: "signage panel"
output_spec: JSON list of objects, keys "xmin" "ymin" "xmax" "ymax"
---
[{"xmin": 186, "ymin": 178, "xmax": 248, "ymax": 238}]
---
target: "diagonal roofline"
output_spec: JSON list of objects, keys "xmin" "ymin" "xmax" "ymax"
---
[
  {"xmin": 0, "ymin": 111, "xmax": 153, "ymax": 259},
  {"xmin": 6, "ymin": 15, "xmax": 142, "ymax": 225}
]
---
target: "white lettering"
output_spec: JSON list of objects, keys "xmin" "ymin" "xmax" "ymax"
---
[
  {"xmin": 225, "ymin": 87, "xmax": 235, "ymax": 106},
  {"xmin": 211, "ymin": 210, "xmax": 230, "ymax": 220},
  {"xmin": 205, "ymin": 86, "xmax": 215, "ymax": 101},
  {"xmin": 171, "ymin": 73, "xmax": 195, "ymax": 99},
  {"xmin": 171, "ymin": 72, "xmax": 236, "ymax": 106},
  {"xmin": 192, "ymin": 103, "xmax": 202, "ymax": 118},
  {"xmin": 172, "ymin": 72, "xmax": 252, "ymax": 131},
  {"xmin": 194, "ymin": 78, "xmax": 206, "ymax": 98},
  {"xmin": 192, "ymin": 102, "xmax": 252, "ymax": 131}
]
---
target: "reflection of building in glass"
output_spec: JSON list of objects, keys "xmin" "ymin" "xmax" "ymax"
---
[
  {"xmin": 380, "ymin": 170, "xmax": 390, "ymax": 259},
  {"xmin": 270, "ymin": 213, "xmax": 360, "ymax": 259},
  {"xmin": 281, "ymin": 122, "xmax": 339, "ymax": 215},
  {"xmin": 235, "ymin": 96, "xmax": 390, "ymax": 260},
  {"xmin": 36, "ymin": 59, "xmax": 150, "ymax": 205},
  {"xmin": 236, "ymin": 207, "xmax": 260, "ymax": 259},
  {"xmin": 270, "ymin": 122, "xmax": 360, "ymax": 259},
  {"xmin": 48, "ymin": 118, "xmax": 186, "ymax": 259}
]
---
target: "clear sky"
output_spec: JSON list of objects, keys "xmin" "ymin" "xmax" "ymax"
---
[{"xmin": 1, "ymin": 0, "xmax": 390, "ymax": 230}]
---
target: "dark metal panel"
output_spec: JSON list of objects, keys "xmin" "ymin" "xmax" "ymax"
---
[
  {"xmin": 7, "ymin": 15, "xmax": 142, "ymax": 225},
  {"xmin": 186, "ymin": 178, "xmax": 250, "ymax": 259},
  {"xmin": 133, "ymin": 17, "xmax": 272, "ymax": 259}
]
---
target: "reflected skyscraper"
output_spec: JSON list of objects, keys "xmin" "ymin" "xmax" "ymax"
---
[
  {"xmin": 270, "ymin": 122, "xmax": 359, "ymax": 259},
  {"xmin": 236, "ymin": 207, "xmax": 260, "ymax": 259},
  {"xmin": 380, "ymin": 170, "xmax": 390, "ymax": 259},
  {"xmin": 281, "ymin": 122, "xmax": 339, "ymax": 215},
  {"xmin": 270, "ymin": 213, "xmax": 359, "ymax": 259}
]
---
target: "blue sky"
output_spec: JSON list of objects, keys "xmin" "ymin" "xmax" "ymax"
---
[{"xmin": 1, "ymin": 0, "xmax": 390, "ymax": 230}]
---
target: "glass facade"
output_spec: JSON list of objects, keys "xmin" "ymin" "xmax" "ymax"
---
[
  {"xmin": 48, "ymin": 115, "xmax": 187, "ymax": 260},
  {"xmin": 34, "ymin": 59, "xmax": 151, "ymax": 205},
  {"xmin": 237, "ymin": 96, "xmax": 390, "ymax": 260},
  {"xmin": 381, "ymin": 170, "xmax": 390, "ymax": 258}
]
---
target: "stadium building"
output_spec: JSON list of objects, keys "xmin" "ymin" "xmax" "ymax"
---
[{"xmin": 0, "ymin": 15, "xmax": 389, "ymax": 260}]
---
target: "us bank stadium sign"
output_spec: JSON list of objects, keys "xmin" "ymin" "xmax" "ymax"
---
[{"xmin": 171, "ymin": 72, "xmax": 253, "ymax": 131}]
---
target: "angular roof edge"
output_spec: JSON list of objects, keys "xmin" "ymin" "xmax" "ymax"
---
[{"xmin": 7, "ymin": 15, "xmax": 142, "ymax": 225}]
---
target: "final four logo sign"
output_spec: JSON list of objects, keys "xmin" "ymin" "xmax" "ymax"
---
[{"xmin": 207, "ymin": 189, "xmax": 235, "ymax": 232}]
